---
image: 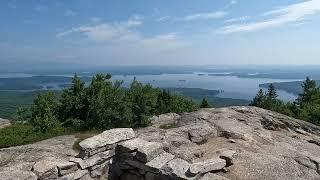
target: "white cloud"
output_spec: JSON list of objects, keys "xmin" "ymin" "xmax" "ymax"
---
[
  {"xmin": 183, "ymin": 11, "xmax": 228, "ymax": 21},
  {"xmin": 220, "ymin": 0, "xmax": 320, "ymax": 34},
  {"xmin": 224, "ymin": 0, "xmax": 238, "ymax": 8},
  {"xmin": 224, "ymin": 16, "xmax": 250, "ymax": 23},
  {"xmin": 140, "ymin": 33, "xmax": 185, "ymax": 52},
  {"xmin": 57, "ymin": 16, "xmax": 186, "ymax": 54},
  {"xmin": 156, "ymin": 16, "xmax": 171, "ymax": 22},
  {"xmin": 126, "ymin": 15, "xmax": 143, "ymax": 27},
  {"xmin": 57, "ymin": 16, "xmax": 143, "ymax": 42},
  {"xmin": 65, "ymin": 9, "xmax": 77, "ymax": 17},
  {"xmin": 230, "ymin": 0, "xmax": 237, "ymax": 5}
]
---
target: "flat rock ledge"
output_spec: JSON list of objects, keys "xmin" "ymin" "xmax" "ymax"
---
[
  {"xmin": 2, "ymin": 106, "xmax": 320, "ymax": 180},
  {"xmin": 4, "ymin": 127, "xmax": 230, "ymax": 180}
]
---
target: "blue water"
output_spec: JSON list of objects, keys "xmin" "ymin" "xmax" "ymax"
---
[
  {"xmin": 111, "ymin": 73, "xmax": 299, "ymax": 101},
  {"xmin": 0, "ymin": 72, "xmax": 299, "ymax": 101}
]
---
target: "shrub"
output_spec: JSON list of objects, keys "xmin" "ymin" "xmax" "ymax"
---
[
  {"xmin": 0, "ymin": 123, "xmax": 69, "ymax": 148},
  {"xmin": 30, "ymin": 92, "xmax": 59, "ymax": 132}
]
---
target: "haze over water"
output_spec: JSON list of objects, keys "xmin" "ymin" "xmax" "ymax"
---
[{"xmin": 0, "ymin": 72, "xmax": 298, "ymax": 101}]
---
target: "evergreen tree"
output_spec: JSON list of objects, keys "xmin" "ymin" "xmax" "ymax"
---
[
  {"xmin": 59, "ymin": 74, "xmax": 87, "ymax": 128},
  {"xmin": 251, "ymin": 89, "xmax": 265, "ymax": 107},
  {"xmin": 265, "ymin": 84, "xmax": 278, "ymax": 109},
  {"xmin": 156, "ymin": 89, "xmax": 172, "ymax": 114},
  {"xmin": 127, "ymin": 79, "xmax": 158, "ymax": 127},
  {"xmin": 297, "ymin": 77, "xmax": 317, "ymax": 106},
  {"xmin": 200, "ymin": 98, "xmax": 211, "ymax": 108},
  {"xmin": 267, "ymin": 84, "xmax": 278, "ymax": 101}
]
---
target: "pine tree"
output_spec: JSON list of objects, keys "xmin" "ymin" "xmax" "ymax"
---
[
  {"xmin": 267, "ymin": 84, "xmax": 278, "ymax": 100},
  {"xmin": 251, "ymin": 89, "xmax": 265, "ymax": 107},
  {"xmin": 297, "ymin": 77, "xmax": 317, "ymax": 106},
  {"xmin": 200, "ymin": 98, "xmax": 211, "ymax": 108},
  {"xmin": 59, "ymin": 74, "xmax": 87, "ymax": 125},
  {"xmin": 265, "ymin": 84, "xmax": 278, "ymax": 109}
]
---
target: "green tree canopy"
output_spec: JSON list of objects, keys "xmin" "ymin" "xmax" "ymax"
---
[
  {"xmin": 200, "ymin": 98, "xmax": 211, "ymax": 108},
  {"xmin": 30, "ymin": 92, "xmax": 59, "ymax": 132}
]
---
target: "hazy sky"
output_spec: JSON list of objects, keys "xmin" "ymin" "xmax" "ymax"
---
[{"xmin": 1, "ymin": 0, "xmax": 320, "ymax": 66}]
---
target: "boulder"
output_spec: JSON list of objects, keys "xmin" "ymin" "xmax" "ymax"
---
[
  {"xmin": 219, "ymin": 150, "xmax": 236, "ymax": 166},
  {"xmin": 146, "ymin": 152, "xmax": 175, "ymax": 169},
  {"xmin": 136, "ymin": 141, "xmax": 164, "ymax": 163},
  {"xmin": 117, "ymin": 138, "xmax": 148, "ymax": 153},
  {"xmin": 117, "ymin": 138, "xmax": 164, "ymax": 163},
  {"xmin": 188, "ymin": 124, "xmax": 217, "ymax": 144},
  {"xmin": 79, "ymin": 128, "xmax": 135, "ymax": 158},
  {"xmin": 188, "ymin": 158, "xmax": 226, "ymax": 175},
  {"xmin": 70, "ymin": 149, "xmax": 114, "ymax": 169},
  {"xmin": 32, "ymin": 157, "xmax": 60, "ymax": 179},
  {"xmin": 164, "ymin": 158, "xmax": 190, "ymax": 179},
  {"xmin": 57, "ymin": 161, "xmax": 78, "ymax": 176}
]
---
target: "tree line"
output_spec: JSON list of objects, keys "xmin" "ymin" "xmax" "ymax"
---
[
  {"xmin": 251, "ymin": 77, "xmax": 320, "ymax": 125},
  {"xmin": 26, "ymin": 74, "xmax": 213, "ymax": 132}
]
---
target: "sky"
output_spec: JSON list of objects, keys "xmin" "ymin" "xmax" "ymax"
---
[{"xmin": 1, "ymin": 0, "xmax": 320, "ymax": 66}]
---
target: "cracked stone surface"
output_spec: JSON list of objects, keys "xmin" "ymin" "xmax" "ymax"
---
[{"xmin": 2, "ymin": 106, "xmax": 320, "ymax": 180}]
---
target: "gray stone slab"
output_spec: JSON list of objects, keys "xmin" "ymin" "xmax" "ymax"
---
[
  {"xmin": 189, "ymin": 158, "xmax": 226, "ymax": 175},
  {"xmin": 70, "ymin": 150, "xmax": 114, "ymax": 169},
  {"xmin": 79, "ymin": 128, "xmax": 135, "ymax": 158},
  {"xmin": 146, "ymin": 152, "xmax": 175, "ymax": 169}
]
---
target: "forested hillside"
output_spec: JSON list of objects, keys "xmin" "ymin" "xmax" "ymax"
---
[{"xmin": 252, "ymin": 77, "xmax": 320, "ymax": 125}]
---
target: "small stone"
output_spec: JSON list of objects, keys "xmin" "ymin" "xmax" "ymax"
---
[
  {"xmin": 189, "ymin": 158, "xmax": 226, "ymax": 175},
  {"xmin": 219, "ymin": 150, "xmax": 236, "ymax": 166}
]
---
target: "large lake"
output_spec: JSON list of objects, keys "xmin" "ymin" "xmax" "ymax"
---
[
  {"xmin": 112, "ymin": 73, "xmax": 299, "ymax": 101},
  {"xmin": 0, "ymin": 72, "xmax": 300, "ymax": 101}
]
